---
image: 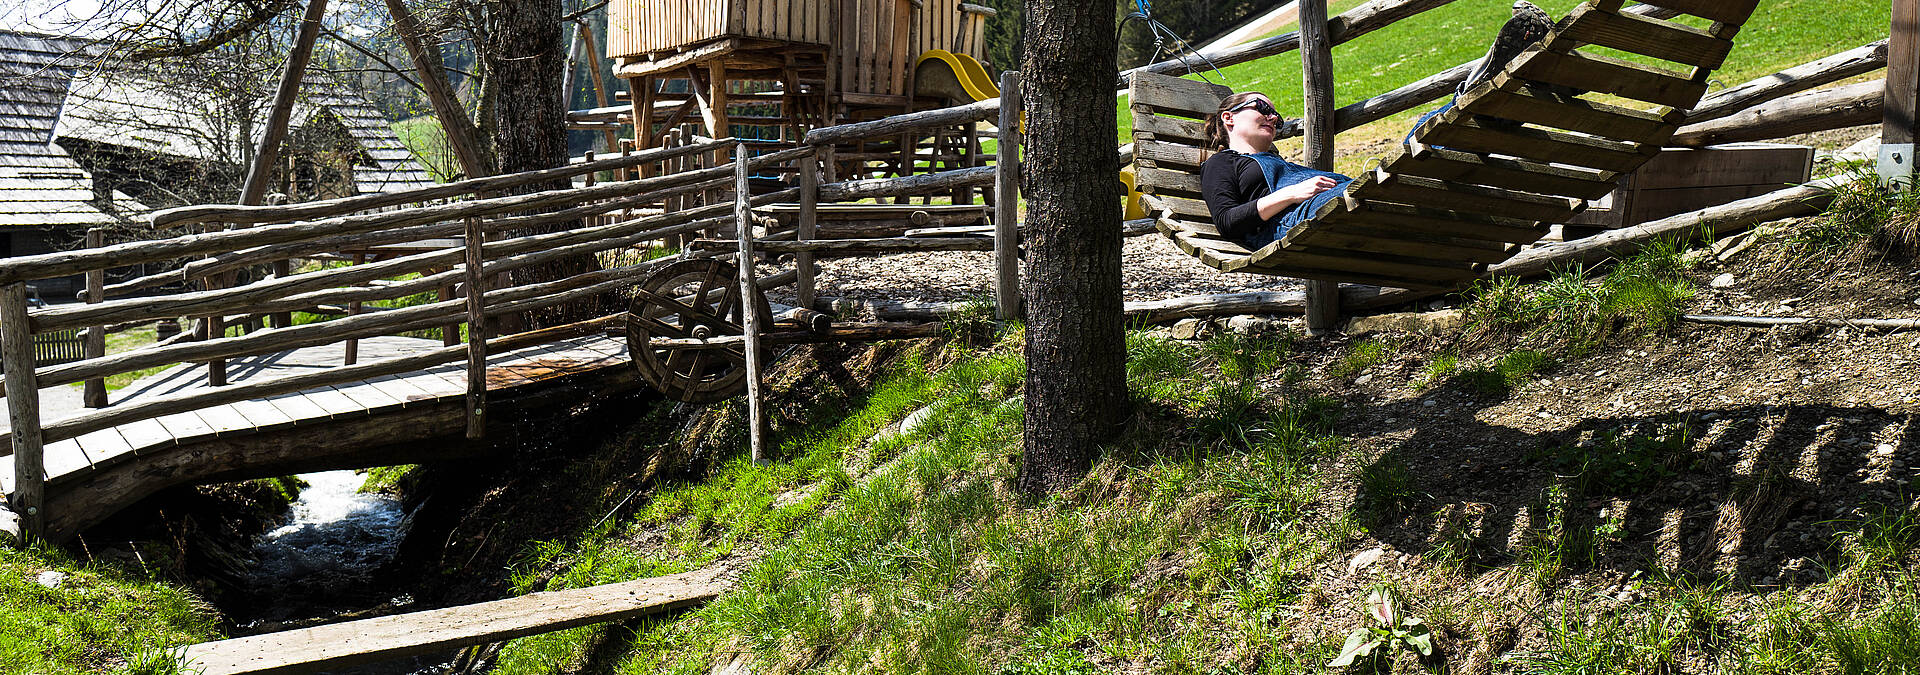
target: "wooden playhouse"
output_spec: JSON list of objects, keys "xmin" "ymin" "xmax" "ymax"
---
[{"xmin": 604, "ymin": 0, "xmax": 997, "ymax": 176}]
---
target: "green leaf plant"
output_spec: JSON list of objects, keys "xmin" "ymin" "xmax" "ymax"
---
[{"xmin": 1329, "ymin": 583, "xmax": 1435, "ymax": 670}]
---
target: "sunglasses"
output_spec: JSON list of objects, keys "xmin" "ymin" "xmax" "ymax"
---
[{"xmin": 1227, "ymin": 99, "xmax": 1277, "ymax": 117}]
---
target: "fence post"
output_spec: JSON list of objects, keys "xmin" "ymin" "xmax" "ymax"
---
[
  {"xmin": 734, "ymin": 144, "xmax": 769, "ymax": 465},
  {"xmin": 1299, "ymin": 0, "xmax": 1342, "ymax": 334},
  {"xmin": 994, "ymin": 71, "xmax": 1024, "ymax": 321},
  {"xmin": 83, "ymin": 229, "xmax": 107, "ymax": 409},
  {"xmin": 2, "ymin": 283, "xmax": 46, "ymax": 540},
  {"xmin": 797, "ymin": 146, "xmax": 821, "ymax": 310},
  {"xmin": 1880, "ymin": 0, "xmax": 1918, "ymax": 186},
  {"xmin": 462, "ymin": 217, "xmax": 488, "ymax": 440}
]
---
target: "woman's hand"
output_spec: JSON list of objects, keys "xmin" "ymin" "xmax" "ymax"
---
[{"xmin": 1255, "ymin": 175, "xmax": 1340, "ymax": 220}]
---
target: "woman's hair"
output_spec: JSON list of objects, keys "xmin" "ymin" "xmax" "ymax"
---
[{"xmin": 1204, "ymin": 92, "xmax": 1268, "ymax": 150}]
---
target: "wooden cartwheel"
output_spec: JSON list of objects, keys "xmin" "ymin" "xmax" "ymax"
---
[{"xmin": 623, "ymin": 257, "xmax": 773, "ymax": 403}]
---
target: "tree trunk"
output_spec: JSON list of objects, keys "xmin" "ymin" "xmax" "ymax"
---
[
  {"xmin": 485, "ymin": 0, "xmax": 602, "ymax": 328},
  {"xmin": 1018, "ymin": 0, "xmax": 1126, "ymax": 498}
]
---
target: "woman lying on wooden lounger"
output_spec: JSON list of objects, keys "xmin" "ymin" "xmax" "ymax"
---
[{"xmin": 1200, "ymin": 0, "xmax": 1553, "ymax": 249}]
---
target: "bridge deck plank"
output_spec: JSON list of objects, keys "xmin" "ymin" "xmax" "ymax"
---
[
  {"xmin": 229, "ymin": 398, "xmax": 298, "ymax": 434},
  {"xmin": 366, "ymin": 374, "xmax": 440, "ymax": 407},
  {"xmin": 329, "ymin": 382, "xmax": 407, "ymax": 414},
  {"xmin": 261, "ymin": 392, "xmax": 332, "ymax": 424},
  {"xmin": 177, "ymin": 569, "xmax": 721, "ymax": 675},
  {"xmin": 41, "ymin": 438, "xmax": 88, "ymax": 478},
  {"xmin": 299, "ymin": 387, "xmax": 369, "ymax": 418},
  {"xmin": 118, "ymin": 418, "xmax": 174, "ymax": 455},
  {"xmin": 195, "ymin": 404, "xmax": 257, "ymax": 437},
  {"xmin": 72, "ymin": 428, "xmax": 136, "ymax": 470},
  {"xmin": 154, "ymin": 411, "xmax": 219, "ymax": 445},
  {"xmin": 410, "ymin": 366, "xmax": 471, "ymax": 398},
  {"xmin": 395, "ymin": 370, "xmax": 465, "ymax": 398}
]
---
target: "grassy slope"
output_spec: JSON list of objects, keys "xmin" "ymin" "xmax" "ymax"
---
[
  {"xmin": 0, "ymin": 545, "xmax": 218, "ymax": 674},
  {"xmin": 474, "ymin": 175, "xmax": 1920, "ymax": 673},
  {"xmin": 1119, "ymin": 0, "xmax": 1892, "ymax": 174}
]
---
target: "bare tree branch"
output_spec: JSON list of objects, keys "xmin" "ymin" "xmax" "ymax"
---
[{"xmin": 125, "ymin": 0, "xmax": 300, "ymax": 61}]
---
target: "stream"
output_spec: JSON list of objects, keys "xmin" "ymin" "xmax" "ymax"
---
[{"xmin": 238, "ymin": 470, "xmax": 414, "ymax": 629}]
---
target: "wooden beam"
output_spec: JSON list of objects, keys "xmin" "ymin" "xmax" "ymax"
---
[
  {"xmin": 384, "ymin": 0, "xmax": 490, "ymax": 178},
  {"xmin": 1883, "ymin": 0, "xmax": 1919, "ymax": 184},
  {"xmin": 1670, "ymin": 79, "xmax": 1884, "ymax": 147},
  {"xmin": 1685, "ymin": 40, "xmax": 1888, "ymax": 124},
  {"xmin": 734, "ymin": 145, "xmax": 768, "ymax": 465},
  {"xmin": 238, "ymin": 0, "xmax": 329, "ymax": 206},
  {"xmin": 177, "ymin": 570, "xmax": 721, "ymax": 675},
  {"xmin": 797, "ymin": 148, "xmax": 820, "ymax": 308},
  {"xmin": 462, "ymin": 217, "xmax": 487, "ymax": 440},
  {"xmin": 2, "ymin": 283, "xmax": 44, "ymax": 540},
  {"xmin": 82, "ymin": 229, "xmax": 106, "ymax": 409},
  {"xmin": 995, "ymin": 70, "xmax": 1023, "ymax": 321},
  {"xmin": 1298, "ymin": 0, "xmax": 1341, "ymax": 334}
]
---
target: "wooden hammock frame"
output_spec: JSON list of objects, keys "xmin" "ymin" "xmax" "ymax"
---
[{"xmin": 1128, "ymin": 0, "xmax": 1763, "ymax": 291}]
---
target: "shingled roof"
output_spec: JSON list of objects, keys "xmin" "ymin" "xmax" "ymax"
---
[
  {"xmin": 0, "ymin": 29, "xmax": 130, "ymax": 229},
  {"xmin": 0, "ymin": 28, "xmax": 436, "ymax": 232}
]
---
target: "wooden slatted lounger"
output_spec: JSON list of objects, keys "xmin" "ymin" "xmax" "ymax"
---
[{"xmin": 1128, "ymin": 0, "xmax": 1763, "ymax": 290}]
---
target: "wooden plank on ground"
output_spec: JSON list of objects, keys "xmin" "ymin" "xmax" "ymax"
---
[{"xmin": 177, "ymin": 570, "xmax": 722, "ymax": 675}]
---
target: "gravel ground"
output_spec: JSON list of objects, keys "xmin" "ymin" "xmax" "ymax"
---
[{"xmin": 808, "ymin": 232, "xmax": 1303, "ymax": 305}]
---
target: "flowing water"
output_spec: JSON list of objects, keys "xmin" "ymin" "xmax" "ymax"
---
[{"xmin": 239, "ymin": 470, "xmax": 414, "ymax": 628}]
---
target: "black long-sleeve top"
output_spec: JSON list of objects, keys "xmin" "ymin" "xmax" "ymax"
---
[{"xmin": 1199, "ymin": 150, "xmax": 1272, "ymax": 245}]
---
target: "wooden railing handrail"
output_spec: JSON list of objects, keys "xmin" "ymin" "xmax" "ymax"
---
[
  {"xmin": 149, "ymin": 137, "xmax": 735, "ymax": 229},
  {"xmin": 0, "ymin": 145, "xmax": 811, "ymax": 287}
]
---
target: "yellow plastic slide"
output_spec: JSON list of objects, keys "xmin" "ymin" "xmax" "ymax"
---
[
  {"xmin": 912, "ymin": 49, "xmax": 1000, "ymax": 102},
  {"xmin": 913, "ymin": 50, "xmax": 1142, "ymax": 220}
]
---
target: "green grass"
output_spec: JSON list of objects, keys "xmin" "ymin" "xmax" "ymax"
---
[
  {"xmin": 1119, "ymin": 0, "xmax": 1893, "ymax": 174},
  {"xmin": 0, "ymin": 544, "xmax": 218, "ymax": 675},
  {"xmin": 1464, "ymin": 239, "xmax": 1695, "ymax": 356},
  {"xmin": 392, "ymin": 116, "xmax": 460, "ymax": 182}
]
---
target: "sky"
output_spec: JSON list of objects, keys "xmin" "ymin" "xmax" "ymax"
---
[{"xmin": 0, "ymin": 0, "xmax": 110, "ymax": 36}]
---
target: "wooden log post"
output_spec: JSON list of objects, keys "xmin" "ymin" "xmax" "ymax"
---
[
  {"xmin": 994, "ymin": 71, "xmax": 1023, "ymax": 321},
  {"xmin": 797, "ymin": 147, "xmax": 821, "ymax": 309},
  {"xmin": 1299, "ymin": 0, "xmax": 1340, "ymax": 333},
  {"xmin": 462, "ymin": 217, "xmax": 488, "ymax": 440},
  {"xmin": 345, "ymin": 252, "xmax": 367, "ymax": 365},
  {"xmin": 1882, "ymin": 0, "xmax": 1918, "ymax": 186},
  {"xmin": 734, "ymin": 144, "xmax": 769, "ymax": 465},
  {"xmin": 239, "ymin": 0, "xmax": 328, "ymax": 206},
  {"xmin": 2, "ymin": 283, "xmax": 45, "ymax": 540},
  {"xmin": 82, "ymin": 229, "xmax": 106, "ymax": 408},
  {"xmin": 384, "ymin": 0, "xmax": 490, "ymax": 179}
]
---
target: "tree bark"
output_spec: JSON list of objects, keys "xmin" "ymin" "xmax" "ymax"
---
[
  {"xmin": 485, "ymin": 0, "xmax": 602, "ymax": 329},
  {"xmin": 1019, "ymin": 0, "xmax": 1126, "ymax": 498}
]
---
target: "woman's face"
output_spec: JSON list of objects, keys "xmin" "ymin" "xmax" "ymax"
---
[{"xmin": 1222, "ymin": 95, "xmax": 1281, "ymax": 148}]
